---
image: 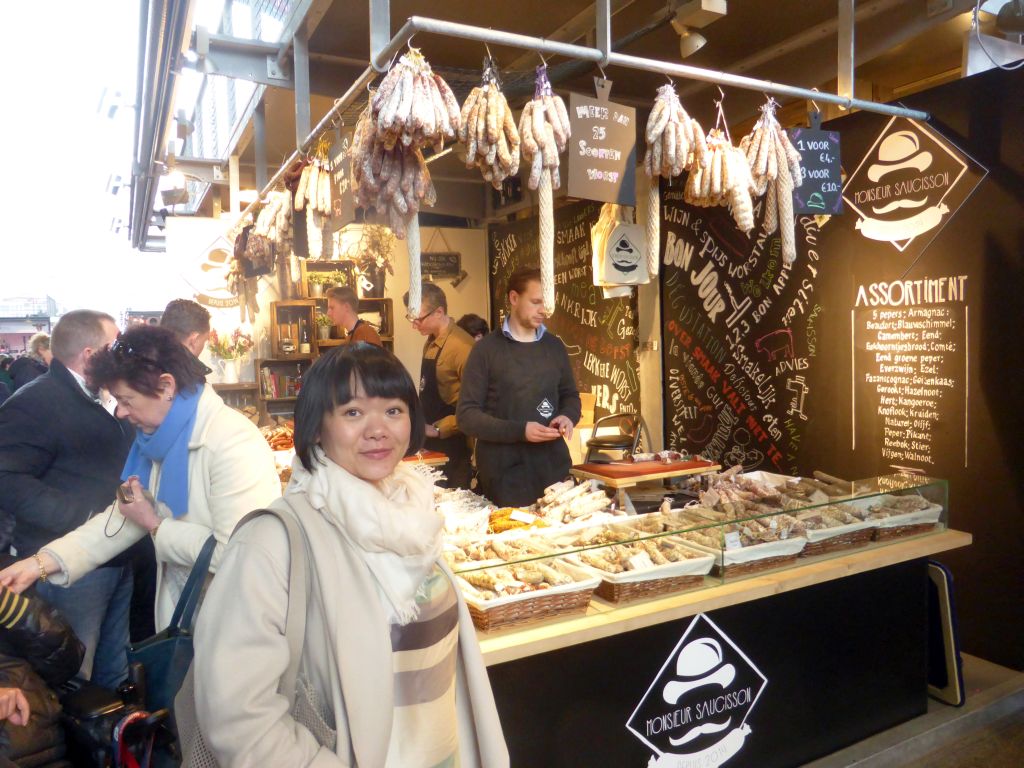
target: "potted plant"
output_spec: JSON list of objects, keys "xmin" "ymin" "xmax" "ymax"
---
[
  {"xmin": 315, "ymin": 312, "xmax": 333, "ymax": 341},
  {"xmin": 307, "ymin": 271, "xmax": 331, "ymax": 297},
  {"xmin": 326, "ymin": 269, "xmax": 349, "ymax": 289}
]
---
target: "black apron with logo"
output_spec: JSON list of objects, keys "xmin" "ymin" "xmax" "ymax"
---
[{"xmin": 420, "ymin": 335, "xmax": 472, "ymax": 489}]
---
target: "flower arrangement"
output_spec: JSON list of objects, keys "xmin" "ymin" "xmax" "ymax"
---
[
  {"xmin": 208, "ymin": 328, "xmax": 255, "ymax": 360},
  {"xmin": 315, "ymin": 312, "xmax": 333, "ymax": 328}
]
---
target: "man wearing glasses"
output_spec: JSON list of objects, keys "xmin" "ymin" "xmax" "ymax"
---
[
  {"xmin": 403, "ymin": 283, "xmax": 475, "ymax": 489},
  {"xmin": 325, "ymin": 286, "xmax": 382, "ymax": 347}
]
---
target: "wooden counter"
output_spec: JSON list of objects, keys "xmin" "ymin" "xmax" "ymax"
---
[{"xmin": 478, "ymin": 528, "xmax": 971, "ymax": 666}]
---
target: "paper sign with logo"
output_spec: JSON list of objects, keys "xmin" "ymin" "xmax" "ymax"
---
[
  {"xmin": 592, "ymin": 203, "xmax": 648, "ymax": 286},
  {"xmin": 627, "ymin": 614, "xmax": 767, "ymax": 768},
  {"xmin": 843, "ymin": 117, "xmax": 986, "ymax": 259}
]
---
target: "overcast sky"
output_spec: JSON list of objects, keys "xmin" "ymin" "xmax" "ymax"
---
[{"xmin": 1, "ymin": 0, "xmax": 185, "ymax": 319}]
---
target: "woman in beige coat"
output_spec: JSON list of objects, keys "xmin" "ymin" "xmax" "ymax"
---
[
  {"xmin": 0, "ymin": 325, "xmax": 279, "ymax": 630},
  {"xmin": 193, "ymin": 343, "xmax": 509, "ymax": 767}
]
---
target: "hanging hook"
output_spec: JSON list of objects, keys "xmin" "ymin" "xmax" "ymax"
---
[
  {"xmin": 406, "ymin": 32, "xmax": 418, "ymax": 50},
  {"xmin": 809, "ymin": 87, "xmax": 821, "ymax": 115},
  {"xmin": 597, "ymin": 63, "xmax": 608, "ymax": 81},
  {"xmin": 538, "ymin": 49, "xmax": 548, "ymax": 67},
  {"xmin": 717, "ymin": 85, "xmax": 725, "ymax": 102},
  {"xmin": 484, "ymin": 41, "xmax": 494, "ymax": 65}
]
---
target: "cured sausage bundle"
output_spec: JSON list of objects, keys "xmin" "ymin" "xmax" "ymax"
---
[
  {"xmin": 740, "ymin": 101, "xmax": 804, "ymax": 263},
  {"xmin": 684, "ymin": 128, "xmax": 758, "ymax": 234},
  {"xmin": 518, "ymin": 65, "xmax": 570, "ymax": 192},
  {"xmin": 458, "ymin": 58, "xmax": 521, "ymax": 189},
  {"xmin": 642, "ymin": 82, "xmax": 706, "ymax": 276},
  {"xmin": 370, "ymin": 47, "xmax": 461, "ymax": 153},
  {"xmin": 643, "ymin": 82, "xmax": 707, "ymax": 180}
]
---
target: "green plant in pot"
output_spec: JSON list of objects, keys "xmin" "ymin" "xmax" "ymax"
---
[
  {"xmin": 307, "ymin": 271, "xmax": 331, "ymax": 297},
  {"xmin": 326, "ymin": 269, "xmax": 349, "ymax": 289},
  {"xmin": 315, "ymin": 311, "xmax": 333, "ymax": 340}
]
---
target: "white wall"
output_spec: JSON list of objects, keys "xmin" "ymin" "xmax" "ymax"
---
[{"xmin": 387, "ymin": 226, "xmax": 489, "ymax": 382}]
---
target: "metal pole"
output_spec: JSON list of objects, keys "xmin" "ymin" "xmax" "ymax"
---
[
  {"xmin": 369, "ymin": 0, "xmax": 391, "ymax": 68},
  {"xmin": 595, "ymin": 0, "xmax": 611, "ymax": 67},
  {"xmin": 254, "ymin": 99, "xmax": 268, "ymax": 189},
  {"xmin": 294, "ymin": 27, "xmax": 311, "ymax": 148},
  {"xmin": 231, "ymin": 65, "xmax": 377, "ymax": 231},
  {"xmin": 374, "ymin": 15, "xmax": 928, "ymax": 120},
  {"xmin": 838, "ymin": 0, "xmax": 855, "ymax": 107}
]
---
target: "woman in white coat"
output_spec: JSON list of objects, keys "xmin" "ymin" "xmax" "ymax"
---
[
  {"xmin": 192, "ymin": 343, "xmax": 509, "ymax": 767},
  {"xmin": 0, "ymin": 325, "xmax": 280, "ymax": 632}
]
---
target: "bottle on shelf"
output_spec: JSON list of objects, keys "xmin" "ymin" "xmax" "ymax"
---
[{"xmin": 299, "ymin": 319, "xmax": 311, "ymax": 354}]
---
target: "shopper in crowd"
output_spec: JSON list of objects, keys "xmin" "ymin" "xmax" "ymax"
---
[
  {"xmin": 192, "ymin": 343, "xmax": 508, "ymax": 767},
  {"xmin": 325, "ymin": 286, "xmax": 382, "ymax": 346},
  {"xmin": 456, "ymin": 313, "xmax": 489, "ymax": 342},
  {"xmin": 0, "ymin": 310, "xmax": 132, "ymax": 688},
  {"xmin": 0, "ymin": 325, "xmax": 279, "ymax": 634},
  {"xmin": 9, "ymin": 334, "xmax": 51, "ymax": 391},
  {"xmin": 0, "ymin": 581, "xmax": 85, "ymax": 764},
  {"xmin": 403, "ymin": 283, "xmax": 475, "ymax": 489},
  {"xmin": 0, "ymin": 356, "xmax": 13, "ymax": 389},
  {"xmin": 458, "ymin": 267, "xmax": 581, "ymax": 507},
  {"xmin": 159, "ymin": 298, "xmax": 212, "ymax": 358}
]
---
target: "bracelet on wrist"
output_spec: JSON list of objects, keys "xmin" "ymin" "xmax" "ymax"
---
[{"xmin": 33, "ymin": 554, "xmax": 48, "ymax": 583}]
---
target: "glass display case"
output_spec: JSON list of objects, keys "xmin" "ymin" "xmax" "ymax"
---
[{"xmin": 439, "ymin": 472, "xmax": 948, "ymax": 630}]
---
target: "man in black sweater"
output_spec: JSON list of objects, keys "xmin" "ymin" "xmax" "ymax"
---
[
  {"xmin": 458, "ymin": 267, "xmax": 581, "ymax": 506},
  {"xmin": 0, "ymin": 310, "xmax": 133, "ymax": 689}
]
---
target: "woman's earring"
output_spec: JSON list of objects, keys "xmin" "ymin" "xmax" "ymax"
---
[{"xmin": 166, "ymin": 395, "xmax": 173, "ymax": 401}]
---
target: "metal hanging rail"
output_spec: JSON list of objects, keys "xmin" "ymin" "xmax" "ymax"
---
[
  {"xmin": 231, "ymin": 65, "xmax": 376, "ymax": 232},
  {"xmin": 373, "ymin": 15, "xmax": 929, "ymax": 121},
  {"xmin": 234, "ymin": 7, "xmax": 929, "ymax": 232}
]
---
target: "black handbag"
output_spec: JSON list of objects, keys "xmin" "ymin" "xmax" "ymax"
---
[{"xmin": 127, "ymin": 536, "xmax": 216, "ymax": 712}]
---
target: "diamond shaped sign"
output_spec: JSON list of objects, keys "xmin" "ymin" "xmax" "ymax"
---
[
  {"xmin": 627, "ymin": 614, "xmax": 767, "ymax": 767},
  {"xmin": 842, "ymin": 116, "xmax": 985, "ymax": 257}
]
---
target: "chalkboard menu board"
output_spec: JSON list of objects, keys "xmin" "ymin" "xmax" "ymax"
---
[
  {"xmin": 567, "ymin": 91, "xmax": 637, "ymax": 206},
  {"xmin": 660, "ymin": 182, "xmax": 822, "ymax": 472},
  {"xmin": 852, "ymin": 291, "xmax": 967, "ymax": 468},
  {"xmin": 488, "ymin": 200, "xmax": 640, "ymax": 418},
  {"xmin": 788, "ymin": 128, "xmax": 843, "ymax": 215},
  {"xmin": 420, "ymin": 250, "xmax": 461, "ymax": 278}
]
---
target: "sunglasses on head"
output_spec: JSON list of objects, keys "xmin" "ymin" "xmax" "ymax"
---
[{"xmin": 110, "ymin": 338, "xmax": 160, "ymax": 367}]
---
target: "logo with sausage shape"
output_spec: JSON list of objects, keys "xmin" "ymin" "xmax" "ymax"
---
[
  {"xmin": 843, "ymin": 117, "xmax": 978, "ymax": 253},
  {"xmin": 627, "ymin": 614, "xmax": 767, "ymax": 768}
]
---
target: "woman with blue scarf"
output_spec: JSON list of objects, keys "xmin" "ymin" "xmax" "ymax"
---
[{"xmin": 0, "ymin": 325, "xmax": 279, "ymax": 635}]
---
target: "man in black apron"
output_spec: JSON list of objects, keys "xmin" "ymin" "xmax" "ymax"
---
[
  {"xmin": 457, "ymin": 267, "xmax": 581, "ymax": 507},
  {"xmin": 404, "ymin": 283, "xmax": 475, "ymax": 489}
]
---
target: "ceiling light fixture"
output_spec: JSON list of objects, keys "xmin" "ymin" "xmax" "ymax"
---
[{"xmin": 669, "ymin": 0, "xmax": 727, "ymax": 58}]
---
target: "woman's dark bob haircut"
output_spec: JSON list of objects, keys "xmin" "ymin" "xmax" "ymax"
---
[
  {"xmin": 294, "ymin": 342, "xmax": 425, "ymax": 472},
  {"xmin": 87, "ymin": 325, "xmax": 207, "ymax": 397}
]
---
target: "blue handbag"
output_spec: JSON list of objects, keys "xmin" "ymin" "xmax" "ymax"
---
[{"xmin": 127, "ymin": 535, "xmax": 216, "ymax": 712}]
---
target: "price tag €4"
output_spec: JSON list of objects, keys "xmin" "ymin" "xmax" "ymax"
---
[{"xmin": 626, "ymin": 552, "xmax": 656, "ymax": 571}]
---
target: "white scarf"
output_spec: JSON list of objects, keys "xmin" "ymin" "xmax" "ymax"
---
[{"xmin": 287, "ymin": 449, "xmax": 442, "ymax": 625}]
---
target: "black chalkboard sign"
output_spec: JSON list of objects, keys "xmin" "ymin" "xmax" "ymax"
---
[
  {"xmin": 567, "ymin": 90, "xmax": 637, "ymax": 206},
  {"xmin": 488, "ymin": 200, "xmax": 640, "ymax": 418},
  {"xmin": 788, "ymin": 128, "xmax": 843, "ymax": 215},
  {"xmin": 421, "ymin": 251, "xmax": 461, "ymax": 278},
  {"xmin": 660, "ymin": 180, "xmax": 822, "ymax": 473}
]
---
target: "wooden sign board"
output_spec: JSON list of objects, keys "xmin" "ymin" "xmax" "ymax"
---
[{"xmin": 567, "ymin": 90, "xmax": 637, "ymax": 206}]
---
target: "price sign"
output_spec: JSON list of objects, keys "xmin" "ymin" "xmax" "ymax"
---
[
  {"xmin": 788, "ymin": 128, "xmax": 843, "ymax": 215},
  {"xmin": 567, "ymin": 86, "xmax": 636, "ymax": 206}
]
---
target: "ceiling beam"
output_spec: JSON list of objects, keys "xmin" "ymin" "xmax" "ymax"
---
[{"xmin": 276, "ymin": 0, "xmax": 334, "ymax": 66}]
